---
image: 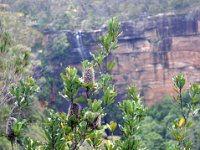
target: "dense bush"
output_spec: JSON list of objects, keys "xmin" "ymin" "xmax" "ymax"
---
[
  {"xmin": 0, "ymin": 18, "xmax": 146, "ymax": 150},
  {"xmin": 2, "ymin": 0, "xmax": 200, "ymax": 30},
  {"xmin": 0, "ymin": 17, "xmax": 199, "ymax": 150},
  {"xmin": 0, "ymin": 3, "xmax": 200, "ymax": 148}
]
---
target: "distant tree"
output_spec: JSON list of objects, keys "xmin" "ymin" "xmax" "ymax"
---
[
  {"xmin": 140, "ymin": 89, "xmax": 200, "ymax": 150},
  {"xmin": 3, "ymin": 0, "xmax": 200, "ymax": 31},
  {"xmin": 0, "ymin": 6, "xmax": 43, "ymax": 149},
  {"xmin": 0, "ymin": 4, "xmax": 42, "ymax": 106}
]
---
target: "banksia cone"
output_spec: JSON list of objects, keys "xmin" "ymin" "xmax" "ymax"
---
[
  {"xmin": 83, "ymin": 66, "xmax": 95, "ymax": 84},
  {"xmin": 67, "ymin": 102, "xmax": 81, "ymax": 118},
  {"xmin": 92, "ymin": 114, "xmax": 101, "ymax": 129},
  {"xmin": 84, "ymin": 111, "xmax": 101, "ymax": 129},
  {"xmin": 6, "ymin": 117, "xmax": 17, "ymax": 142}
]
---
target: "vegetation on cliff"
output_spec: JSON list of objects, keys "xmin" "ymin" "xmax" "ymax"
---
[
  {"xmin": 1, "ymin": 0, "xmax": 200, "ymax": 30},
  {"xmin": 0, "ymin": 1, "xmax": 200, "ymax": 150},
  {"xmin": 0, "ymin": 15, "xmax": 200, "ymax": 149}
]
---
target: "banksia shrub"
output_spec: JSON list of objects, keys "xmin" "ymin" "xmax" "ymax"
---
[
  {"xmin": 82, "ymin": 66, "xmax": 95, "ymax": 84},
  {"xmin": 6, "ymin": 117, "xmax": 17, "ymax": 142}
]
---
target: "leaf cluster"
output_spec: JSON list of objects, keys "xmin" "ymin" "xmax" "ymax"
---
[
  {"xmin": 10, "ymin": 77, "xmax": 39, "ymax": 109},
  {"xmin": 116, "ymin": 85, "xmax": 146, "ymax": 150},
  {"xmin": 171, "ymin": 74, "xmax": 200, "ymax": 149}
]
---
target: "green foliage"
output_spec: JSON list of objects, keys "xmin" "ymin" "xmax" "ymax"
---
[
  {"xmin": 90, "ymin": 51, "xmax": 105, "ymax": 68},
  {"xmin": 13, "ymin": 119, "xmax": 27, "ymax": 138},
  {"xmin": 51, "ymin": 33, "xmax": 69, "ymax": 57},
  {"xmin": 0, "ymin": 76, "xmax": 44, "ymax": 149},
  {"xmin": 97, "ymin": 74, "xmax": 112, "ymax": 90},
  {"xmin": 100, "ymin": 17, "xmax": 119, "ymax": 53},
  {"xmin": 42, "ymin": 110, "xmax": 67, "ymax": 150},
  {"xmin": 49, "ymin": 17, "xmax": 147, "ymax": 150},
  {"xmin": 106, "ymin": 61, "xmax": 116, "ymax": 71},
  {"xmin": 10, "ymin": 77, "xmax": 39, "ymax": 109},
  {"xmin": 2, "ymin": 13, "xmax": 200, "ymax": 150},
  {"xmin": 139, "ymin": 93, "xmax": 200, "ymax": 150},
  {"xmin": 60, "ymin": 67, "xmax": 81, "ymax": 101},
  {"xmin": 104, "ymin": 141, "xmax": 117, "ymax": 150},
  {"xmin": 140, "ymin": 116, "xmax": 165, "ymax": 150},
  {"xmin": 0, "ymin": 9, "xmax": 41, "ymax": 117},
  {"xmin": 4, "ymin": 0, "xmax": 200, "ymax": 31},
  {"xmin": 0, "ymin": 32, "xmax": 31, "ymax": 76},
  {"xmin": 107, "ymin": 121, "xmax": 117, "ymax": 133},
  {"xmin": 0, "ymin": 36, "xmax": 41, "ymax": 148},
  {"xmin": 0, "ymin": 7, "xmax": 42, "ymax": 47},
  {"xmin": 86, "ymin": 130, "xmax": 104, "ymax": 149},
  {"xmin": 102, "ymin": 84, "xmax": 117, "ymax": 106},
  {"xmin": 172, "ymin": 74, "xmax": 186, "ymax": 91},
  {"xmin": 36, "ymin": 17, "xmax": 120, "ymax": 150},
  {"xmin": 117, "ymin": 85, "xmax": 146, "ymax": 150},
  {"xmin": 81, "ymin": 60, "xmax": 94, "ymax": 70},
  {"xmin": 87, "ymin": 99, "xmax": 102, "ymax": 113},
  {"xmin": 22, "ymin": 137, "xmax": 40, "ymax": 150},
  {"xmin": 170, "ymin": 74, "xmax": 200, "ymax": 149},
  {"xmin": 0, "ymin": 30, "xmax": 12, "ymax": 53},
  {"xmin": 0, "ymin": 105, "xmax": 11, "ymax": 149},
  {"xmin": 189, "ymin": 83, "xmax": 200, "ymax": 104},
  {"xmin": 35, "ymin": 32, "xmax": 70, "ymax": 105}
]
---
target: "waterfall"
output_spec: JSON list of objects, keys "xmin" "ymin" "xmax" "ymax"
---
[{"xmin": 76, "ymin": 31, "xmax": 86, "ymax": 60}]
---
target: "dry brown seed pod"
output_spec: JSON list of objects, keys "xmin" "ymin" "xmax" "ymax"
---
[
  {"xmin": 83, "ymin": 66, "xmax": 95, "ymax": 84},
  {"xmin": 6, "ymin": 117, "xmax": 17, "ymax": 142},
  {"xmin": 67, "ymin": 102, "xmax": 81, "ymax": 118},
  {"xmin": 92, "ymin": 114, "xmax": 101, "ymax": 129},
  {"xmin": 84, "ymin": 111, "xmax": 101, "ymax": 129}
]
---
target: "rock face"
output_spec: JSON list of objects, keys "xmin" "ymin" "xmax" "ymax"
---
[{"xmin": 43, "ymin": 11, "xmax": 200, "ymax": 106}]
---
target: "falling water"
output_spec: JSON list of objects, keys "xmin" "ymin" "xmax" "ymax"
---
[{"xmin": 76, "ymin": 31, "xmax": 86, "ymax": 60}]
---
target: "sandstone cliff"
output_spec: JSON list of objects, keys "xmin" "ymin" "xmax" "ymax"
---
[{"xmin": 43, "ymin": 11, "xmax": 200, "ymax": 106}]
